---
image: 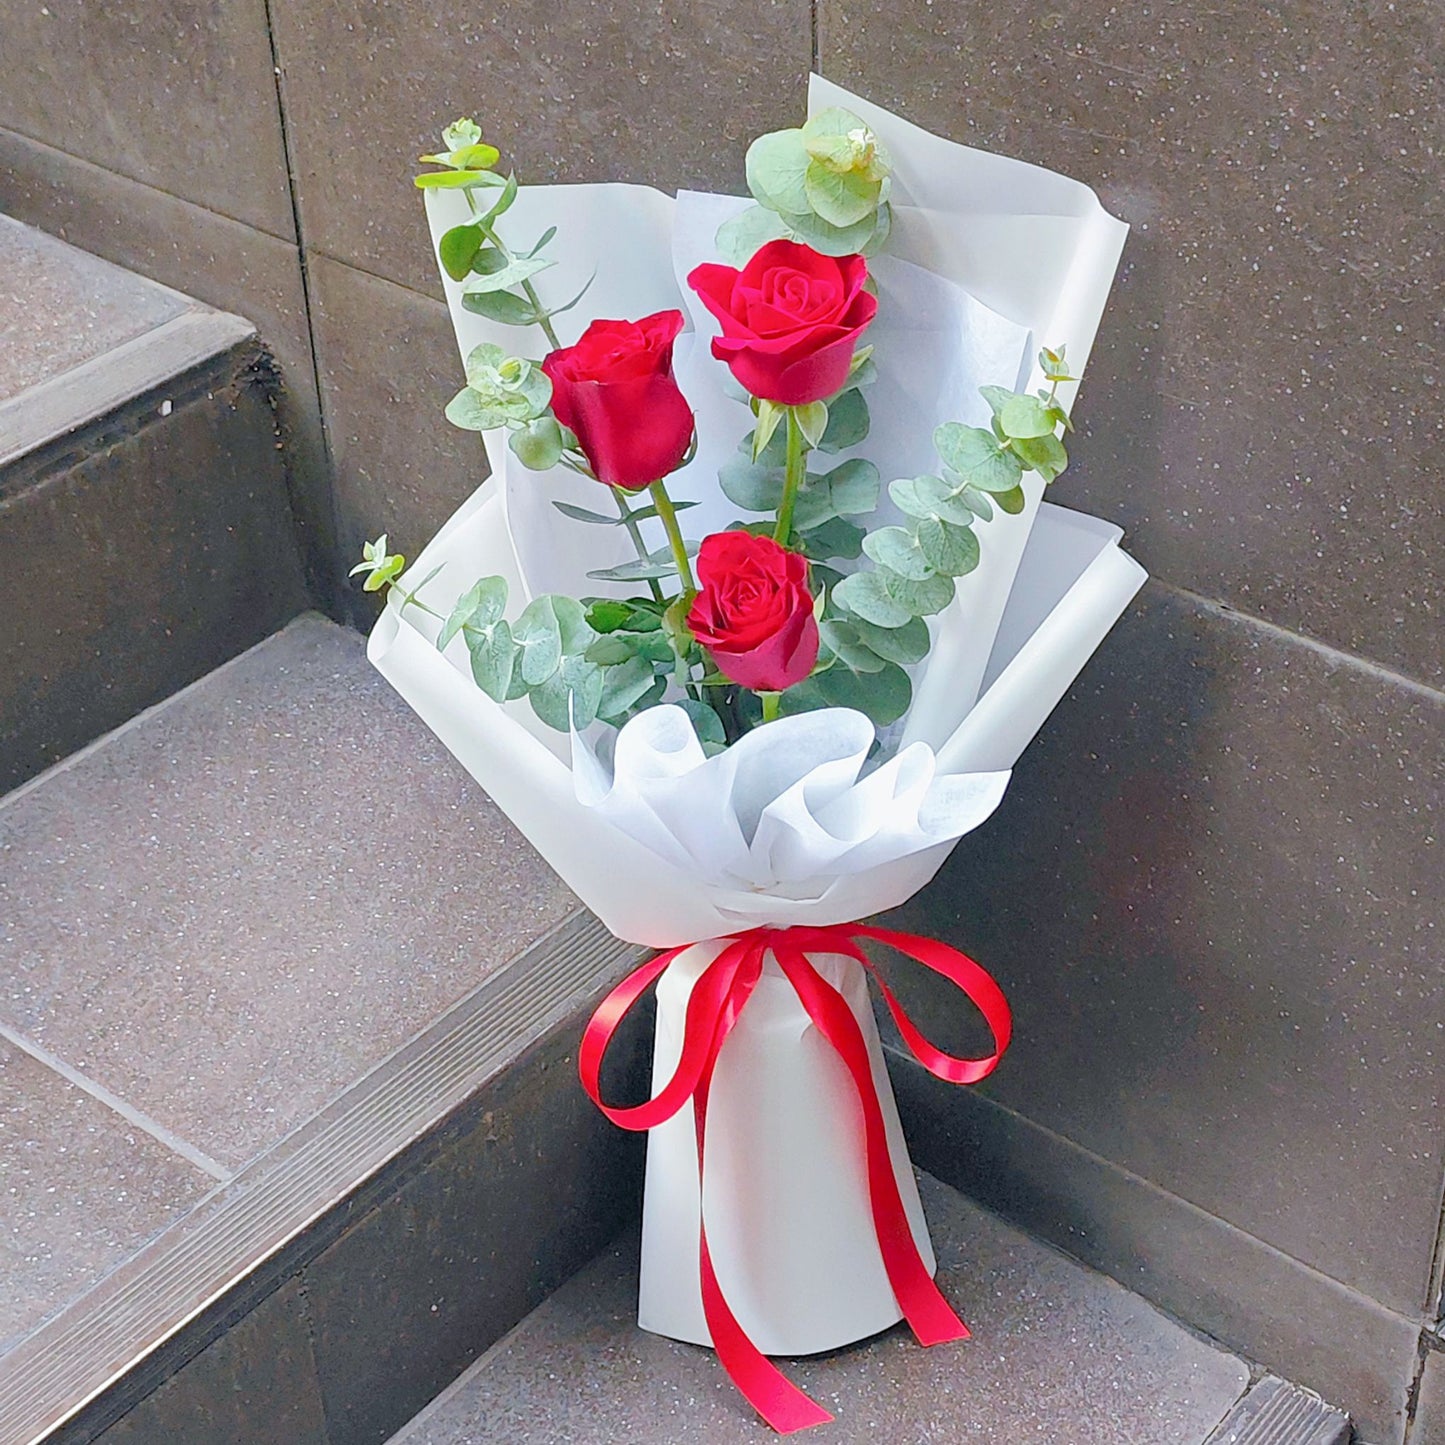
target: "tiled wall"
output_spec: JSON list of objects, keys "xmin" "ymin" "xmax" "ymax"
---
[{"xmin": 1, "ymin": 3, "xmax": 1441, "ymax": 1441}]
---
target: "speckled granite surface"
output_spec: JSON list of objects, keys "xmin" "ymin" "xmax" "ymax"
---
[
  {"xmin": 0, "ymin": 215, "xmax": 191, "ymax": 403},
  {"xmin": 0, "ymin": 614, "xmax": 577, "ymax": 1351},
  {"xmin": 391, "ymin": 1174, "xmax": 1250, "ymax": 1445}
]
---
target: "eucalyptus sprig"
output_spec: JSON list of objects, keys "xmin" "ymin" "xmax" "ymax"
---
[
  {"xmin": 416, "ymin": 119, "xmax": 591, "ymax": 351},
  {"xmin": 784, "ymin": 345, "xmax": 1077, "ymax": 725},
  {"xmin": 716, "ymin": 108, "xmax": 893, "ymax": 265}
]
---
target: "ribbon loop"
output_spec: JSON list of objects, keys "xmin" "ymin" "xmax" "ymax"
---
[{"xmin": 578, "ymin": 921, "xmax": 1011, "ymax": 1435}]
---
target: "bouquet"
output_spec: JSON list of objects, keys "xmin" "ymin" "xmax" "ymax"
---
[{"xmin": 361, "ymin": 77, "xmax": 1143, "ymax": 1433}]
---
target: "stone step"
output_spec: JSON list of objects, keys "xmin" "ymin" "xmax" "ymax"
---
[
  {"xmin": 0, "ymin": 615, "xmax": 603, "ymax": 1445},
  {"xmin": 387, "ymin": 1173, "xmax": 1258, "ymax": 1445},
  {"xmin": 0, "ymin": 213, "xmax": 309, "ymax": 793}
]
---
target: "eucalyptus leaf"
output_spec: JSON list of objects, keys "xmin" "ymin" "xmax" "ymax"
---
[
  {"xmin": 832, "ymin": 569, "xmax": 913, "ymax": 628},
  {"xmin": 512, "ymin": 596, "xmax": 564, "ymax": 686},
  {"xmin": 715, "ymin": 203, "xmax": 792, "ymax": 266},
  {"xmin": 677, "ymin": 698, "xmax": 727, "ymax": 747},
  {"xmin": 852, "ymin": 614, "xmax": 930, "ymax": 664},
  {"xmin": 597, "ymin": 656, "xmax": 659, "ymax": 721},
  {"xmin": 994, "ymin": 484, "xmax": 1027, "ymax": 515},
  {"xmin": 527, "ymin": 225, "xmax": 558, "ymax": 258},
  {"xmin": 818, "ymin": 387, "xmax": 870, "ymax": 453},
  {"xmin": 461, "ymin": 289, "xmax": 536, "ymax": 326},
  {"xmin": 745, "ymin": 129, "xmax": 811, "ymax": 215},
  {"xmin": 587, "ymin": 548, "xmax": 689, "ymax": 583},
  {"xmin": 438, "ymin": 224, "xmax": 482, "ymax": 282},
  {"xmin": 934, "ymin": 423, "xmax": 1025, "ymax": 493},
  {"xmin": 803, "ymin": 161, "xmax": 879, "ymax": 228},
  {"xmin": 462, "ymin": 255, "xmax": 555, "ymax": 295},
  {"xmin": 819, "ymin": 619, "xmax": 888, "ymax": 673},
  {"xmin": 509, "ymin": 416, "xmax": 565, "ymax": 471},
  {"xmin": 718, "ymin": 453, "xmax": 785, "ymax": 513},
  {"xmin": 883, "ymin": 569, "xmax": 956, "ymax": 617},
  {"xmin": 778, "ymin": 204, "xmax": 879, "ymax": 257},
  {"xmin": 862, "ymin": 526, "xmax": 932, "ymax": 581},
  {"xmin": 916, "ymin": 516, "xmax": 980, "ymax": 576},
  {"xmin": 529, "ymin": 655, "xmax": 602, "ymax": 731},
  {"xmin": 586, "ymin": 635, "xmax": 635, "ymax": 666},
  {"xmin": 997, "ymin": 392, "xmax": 1056, "ymax": 439},
  {"xmin": 1012, "ymin": 430, "xmax": 1068, "ymax": 482},
  {"xmin": 467, "ymin": 619, "xmax": 515, "ymax": 701},
  {"xmin": 444, "ymin": 387, "xmax": 511, "ymax": 432},
  {"xmin": 889, "ymin": 473, "xmax": 976, "ymax": 527},
  {"xmin": 476, "ymin": 171, "xmax": 518, "ymax": 224},
  {"xmin": 438, "ymin": 575, "xmax": 508, "ymax": 650},
  {"xmin": 961, "ymin": 484, "xmax": 994, "ymax": 521},
  {"xmin": 553, "ymin": 501, "xmax": 618, "ymax": 526},
  {"xmin": 797, "ymin": 516, "xmax": 864, "ymax": 560}
]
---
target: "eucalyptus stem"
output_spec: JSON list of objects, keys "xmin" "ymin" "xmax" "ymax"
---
[
  {"xmin": 773, "ymin": 408, "xmax": 807, "ymax": 546},
  {"xmin": 648, "ymin": 480, "xmax": 696, "ymax": 599},
  {"xmin": 463, "ymin": 186, "xmax": 563, "ymax": 352},
  {"xmin": 610, "ymin": 488, "xmax": 667, "ymax": 605}
]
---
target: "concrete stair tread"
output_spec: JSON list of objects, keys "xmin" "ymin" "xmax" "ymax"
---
[
  {"xmin": 0, "ymin": 213, "xmax": 254, "ymax": 470},
  {"xmin": 0, "ymin": 614, "xmax": 577, "ymax": 1360},
  {"xmin": 390, "ymin": 1173, "xmax": 1253, "ymax": 1445}
]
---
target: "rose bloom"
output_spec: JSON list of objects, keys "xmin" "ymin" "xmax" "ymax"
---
[
  {"xmin": 541, "ymin": 310, "xmax": 694, "ymax": 490},
  {"xmin": 687, "ymin": 240, "xmax": 877, "ymax": 407},
  {"xmin": 687, "ymin": 531, "xmax": 820, "ymax": 693}
]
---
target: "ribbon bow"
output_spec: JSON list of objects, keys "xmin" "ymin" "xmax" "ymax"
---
[{"xmin": 579, "ymin": 922, "xmax": 1011, "ymax": 1434}]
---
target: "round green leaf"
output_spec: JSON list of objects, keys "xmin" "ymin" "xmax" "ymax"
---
[
  {"xmin": 745, "ymin": 129, "xmax": 812, "ymax": 215},
  {"xmin": 916, "ymin": 517, "xmax": 980, "ymax": 576},
  {"xmin": 803, "ymin": 161, "xmax": 880, "ymax": 228},
  {"xmin": 862, "ymin": 526, "xmax": 932, "ymax": 581},
  {"xmin": 934, "ymin": 423, "xmax": 1025, "ymax": 493}
]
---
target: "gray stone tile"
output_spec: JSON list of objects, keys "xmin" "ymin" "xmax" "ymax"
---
[
  {"xmin": 0, "ymin": 0, "xmax": 294, "ymax": 240},
  {"xmin": 1412, "ymin": 1348, "xmax": 1445, "ymax": 1445},
  {"xmin": 0, "ymin": 1040, "xmax": 212, "ymax": 1355},
  {"xmin": 884, "ymin": 583, "xmax": 1445, "ymax": 1319},
  {"xmin": 270, "ymin": 0, "xmax": 814, "ymax": 296},
  {"xmin": 818, "ymin": 6, "xmax": 1444, "ymax": 688},
  {"xmin": 391, "ymin": 1173, "xmax": 1248, "ymax": 1445},
  {"xmin": 98, "ymin": 1276, "xmax": 327, "ymax": 1445},
  {"xmin": 0, "ymin": 125, "xmax": 336, "ymax": 606},
  {"xmin": 305, "ymin": 1023, "xmax": 645, "ymax": 1445},
  {"xmin": 0, "ymin": 216, "xmax": 191, "ymax": 403},
  {"xmin": 890, "ymin": 1059, "xmax": 1418, "ymax": 1445},
  {"xmin": 308, "ymin": 255, "xmax": 486, "ymax": 623},
  {"xmin": 0, "ymin": 616, "xmax": 577, "ymax": 1172},
  {"xmin": 0, "ymin": 348, "xmax": 310, "ymax": 792}
]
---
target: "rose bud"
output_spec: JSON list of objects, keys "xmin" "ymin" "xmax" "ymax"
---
[
  {"xmin": 541, "ymin": 310, "xmax": 695, "ymax": 490},
  {"xmin": 686, "ymin": 531, "xmax": 820, "ymax": 694},
  {"xmin": 687, "ymin": 239, "xmax": 877, "ymax": 407}
]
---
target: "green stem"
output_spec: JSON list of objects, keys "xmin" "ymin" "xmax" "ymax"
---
[
  {"xmin": 464, "ymin": 190, "xmax": 563, "ymax": 352},
  {"xmin": 648, "ymin": 480, "xmax": 696, "ymax": 599},
  {"xmin": 773, "ymin": 408, "xmax": 807, "ymax": 546},
  {"xmin": 610, "ymin": 487, "xmax": 667, "ymax": 605},
  {"xmin": 760, "ymin": 691, "xmax": 781, "ymax": 724}
]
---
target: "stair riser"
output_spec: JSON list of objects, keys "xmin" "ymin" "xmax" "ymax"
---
[{"xmin": 1, "ymin": 346, "xmax": 308, "ymax": 793}]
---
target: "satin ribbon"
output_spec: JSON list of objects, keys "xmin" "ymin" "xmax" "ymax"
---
[{"xmin": 578, "ymin": 923, "xmax": 1011, "ymax": 1434}]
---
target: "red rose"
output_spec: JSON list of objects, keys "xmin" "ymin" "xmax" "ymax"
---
[
  {"xmin": 687, "ymin": 240, "xmax": 877, "ymax": 406},
  {"xmin": 686, "ymin": 531, "xmax": 819, "ymax": 693},
  {"xmin": 541, "ymin": 310, "xmax": 695, "ymax": 490}
]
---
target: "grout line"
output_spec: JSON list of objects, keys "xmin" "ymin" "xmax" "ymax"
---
[
  {"xmin": 1159, "ymin": 580, "xmax": 1445, "ymax": 706},
  {"xmin": 0, "ymin": 1022, "xmax": 231, "ymax": 1182},
  {"xmin": 0, "ymin": 123, "xmax": 295, "ymax": 251},
  {"xmin": 258, "ymin": 0, "xmax": 343, "ymax": 617}
]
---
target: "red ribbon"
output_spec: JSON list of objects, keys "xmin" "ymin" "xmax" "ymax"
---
[{"xmin": 579, "ymin": 923, "xmax": 1011, "ymax": 1434}]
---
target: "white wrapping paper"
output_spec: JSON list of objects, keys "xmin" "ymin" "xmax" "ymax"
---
[{"xmin": 371, "ymin": 78, "xmax": 1141, "ymax": 1358}]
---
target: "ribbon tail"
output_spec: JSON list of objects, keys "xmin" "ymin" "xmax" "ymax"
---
[
  {"xmin": 693, "ymin": 968, "xmax": 834, "ymax": 1435},
  {"xmin": 777, "ymin": 945, "xmax": 970, "ymax": 1350}
]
